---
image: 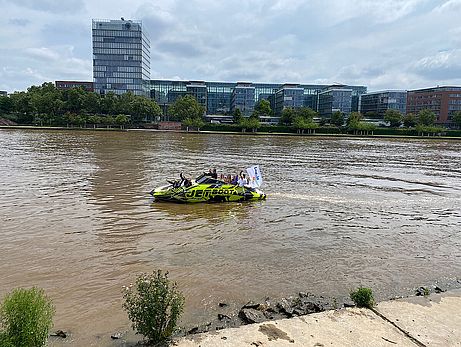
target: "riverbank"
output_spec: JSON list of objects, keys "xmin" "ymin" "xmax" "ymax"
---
[
  {"xmin": 2, "ymin": 124, "xmax": 461, "ymax": 140},
  {"xmin": 174, "ymin": 288, "xmax": 461, "ymax": 347},
  {"xmin": 131, "ymin": 128, "xmax": 461, "ymax": 141},
  {"xmin": 51, "ymin": 280, "xmax": 460, "ymax": 346}
]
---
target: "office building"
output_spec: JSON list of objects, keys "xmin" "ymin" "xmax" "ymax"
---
[
  {"xmin": 406, "ymin": 86, "xmax": 461, "ymax": 126},
  {"xmin": 317, "ymin": 86, "xmax": 353, "ymax": 118},
  {"xmin": 231, "ymin": 82, "xmax": 255, "ymax": 116},
  {"xmin": 274, "ymin": 84, "xmax": 304, "ymax": 116},
  {"xmin": 55, "ymin": 81, "xmax": 94, "ymax": 92},
  {"xmin": 92, "ymin": 18, "xmax": 150, "ymax": 96},
  {"xmin": 359, "ymin": 90, "xmax": 407, "ymax": 121},
  {"xmin": 148, "ymin": 80, "xmax": 366, "ymax": 123},
  {"xmin": 186, "ymin": 81, "xmax": 207, "ymax": 109}
]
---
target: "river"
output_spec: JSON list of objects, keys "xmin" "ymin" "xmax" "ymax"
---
[{"xmin": 1, "ymin": 129, "xmax": 460, "ymax": 346}]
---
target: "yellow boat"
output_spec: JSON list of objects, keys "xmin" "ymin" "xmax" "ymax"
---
[{"xmin": 150, "ymin": 173, "xmax": 266, "ymax": 203}]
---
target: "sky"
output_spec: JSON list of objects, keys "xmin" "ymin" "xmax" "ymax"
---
[{"xmin": 1, "ymin": 0, "xmax": 460, "ymax": 93}]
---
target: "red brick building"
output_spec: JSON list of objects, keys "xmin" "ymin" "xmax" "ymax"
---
[
  {"xmin": 55, "ymin": 81, "xmax": 94, "ymax": 92},
  {"xmin": 406, "ymin": 86, "xmax": 461, "ymax": 126}
]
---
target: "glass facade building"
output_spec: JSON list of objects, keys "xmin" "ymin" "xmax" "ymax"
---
[
  {"xmin": 92, "ymin": 19, "xmax": 150, "ymax": 96},
  {"xmin": 147, "ymin": 80, "xmax": 366, "ymax": 123},
  {"xmin": 274, "ymin": 84, "xmax": 305, "ymax": 115},
  {"xmin": 318, "ymin": 87, "xmax": 353, "ymax": 118},
  {"xmin": 231, "ymin": 83, "xmax": 255, "ymax": 116},
  {"xmin": 359, "ymin": 90, "xmax": 407, "ymax": 121}
]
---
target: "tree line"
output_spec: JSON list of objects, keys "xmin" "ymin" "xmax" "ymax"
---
[{"xmin": 0, "ymin": 82, "xmax": 162, "ymax": 128}]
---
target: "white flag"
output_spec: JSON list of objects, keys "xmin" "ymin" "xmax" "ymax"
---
[{"xmin": 246, "ymin": 165, "xmax": 263, "ymax": 188}]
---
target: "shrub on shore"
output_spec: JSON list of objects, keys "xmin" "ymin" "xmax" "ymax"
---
[
  {"xmin": 350, "ymin": 287, "xmax": 374, "ymax": 308},
  {"xmin": 0, "ymin": 287, "xmax": 54, "ymax": 347},
  {"xmin": 123, "ymin": 270, "xmax": 185, "ymax": 344}
]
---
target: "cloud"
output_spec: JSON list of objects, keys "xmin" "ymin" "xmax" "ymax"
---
[
  {"xmin": 1, "ymin": 0, "xmax": 461, "ymax": 92},
  {"xmin": 8, "ymin": 18, "xmax": 30, "ymax": 26},
  {"xmin": 156, "ymin": 40, "xmax": 205, "ymax": 58},
  {"xmin": 9, "ymin": 0, "xmax": 85, "ymax": 14},
  {"xmin": 412, "ymin": 49, "xmax": 461, "ymax": 80}
]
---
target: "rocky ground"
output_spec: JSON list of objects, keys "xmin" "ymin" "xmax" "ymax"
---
[{"xmin": 48, "ymin": 278, "xmax": 461, "ymax": 346}]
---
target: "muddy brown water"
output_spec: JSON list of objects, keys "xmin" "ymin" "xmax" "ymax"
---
[{"xmin": 1, "ymin": 129, "xmax": 461, "ymax": 346}]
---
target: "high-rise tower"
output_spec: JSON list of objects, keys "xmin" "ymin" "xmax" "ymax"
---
[{"xmin": 92, "ymin": 19, "xmax": 150, "ymax": 96}]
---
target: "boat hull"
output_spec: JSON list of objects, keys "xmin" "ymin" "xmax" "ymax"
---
[{"xmin": 151, "ymin": 183, "xmax": 266, "ymax": 203}]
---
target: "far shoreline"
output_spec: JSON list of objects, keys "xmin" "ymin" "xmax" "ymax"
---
[{"xmin": 2, "ymin": 125, "xmax": 461, "ymax": 141}]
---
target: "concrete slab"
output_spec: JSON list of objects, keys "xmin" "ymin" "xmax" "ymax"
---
[
  {"xmin": 375, "ymin": 289, "xmax": 461, "ymax": 347},
  {"xmin": 175, "ymin": 308, "xmax": 416, "ymax": 347}
]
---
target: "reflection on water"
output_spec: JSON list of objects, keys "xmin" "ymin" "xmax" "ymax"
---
[{"xmin": 1, "ymin": 129, "xmax": 461, "ymax": 346}]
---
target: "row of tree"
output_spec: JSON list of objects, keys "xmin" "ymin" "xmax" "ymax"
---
[
  {"xmin": 0, "ymin": 82, "xmax": 162, "ymax": 126},
  {"xmin": 383, "ymin": 108, "xmax": 461, "ymax": 128}
]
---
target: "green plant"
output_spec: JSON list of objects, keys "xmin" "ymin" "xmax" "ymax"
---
[
  {"xmin": 350, "ymin": 287, "xmax": 374, "ymax": 308},
  {"xmin": 332, "ymin": 298, "xmax": 338, "ymax": 310},
  {"xmin": 123, "ymin": 270, "xmax": 185, "ymax": 344},
  {"xmin": 0, "ymin": 287, "xmax": 54, "ymax": 347}
]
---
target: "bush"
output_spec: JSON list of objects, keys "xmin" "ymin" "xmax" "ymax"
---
[
  {"xmin": 350, "ymin": 287, "xmax": 374, "ymax": 308},
  {"xmin": 123, "ymin": 270, "xmax": 185, "ymax": 344},
  {"xmin": 0, "ymin": 287, "xmax": 54, "ymax": 347}
]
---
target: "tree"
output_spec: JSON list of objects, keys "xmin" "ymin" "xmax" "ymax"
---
[
  {"xmin": 292, "ymin": 116, "xmax": 318, "ymax": 134},
  {"xmin": 247, "ymin": 116, "xmax": 260, "ymax": 132},
  {"xmin": 88, "ymin": 115, "xmax": 102, "ymax": 128},
  {"xmin": 415, "ymin": 124, "xmax": 445, "ymax": 136},
  {"xmin": 417, "ymin": 109, "xmax": 436, "ymax": 126},
  {"xmin": 115, "ymin": 114, "xmax": 130, "ymax": 129},
  {"xmin": 116, "ymin": 92, "xmax": 137, "ymax": 115},
  {"xmin": 182, "ymin": 117, "xmax": 193, "ymax": 132},
  {"xmin": 232, "ymin": 108, "xmax": 243, "ymax": 124},
  {"xmin": 295, "ymin": 107, "xmax": 317, "ymax": 122},
  {"xmin": 0, "ymin": 96, "xmax": 13, "ymax": 114},
  {"xmin": 62, "ymin": 87, "xmax": 85, "ymax": 113},
  {"xmin": 239, "ymin": 117, "xmax": 260, "ymax": 132},
  {"xmin": 123, "ymin": 271, "xmax": 184, "ymax": 345},
  {"xmin": 169, "ymin": 95, "xmax": 204, "ymax": 122},
  {"xmin": 9, "ymin": 92, "xmax": 34, "ymax": 124},
  {"xmin": 331, "ymin": 111, "xmax": 344, "ymax": 127},
  {"xmin": 99, "ymin": 92, "xmax": 118, "ymax": 115},
  {"xmin": 82, "ymin": 92, "xmax": 100, "ymax": 114},
  {"xmin": 356, "ymin": 121, "xmax": 376, "ymax": 135},
  {"xmin": 384, "ymin": 109, "xmax": 402, "ymax": 127},
  {"xmin": 252, "ymin": 99, "xmax": 272, "ymax": 120},
  {"xmin": 403, "ymin": 113, "xmax": 417, "ymax": 127},
  {"xmin": 452, "ymin": 111, "xmax": 461, "ymax": 129},
  {"xmin": 347, "ymin": 112, "xmax": 363, "ymax": 128},
  {"xmin": 192, "ymin": 117, "xmax": 205, "ymax": 131},
  {"xmin": 347, "ymin": 112, "xmax": 375, "ymax": 135},
  {"xmin": 292, "ymin": 116, "xmax": 306, "ymax": 134},
  {"xmin": 279, "ymin": 107, "xmax": 296, "ymax": 125},
  {"xmin": 105, "ymin": 115, "xmax": 115, "ymax": 128},
  {"xmin": 130, "ymin": 96, "xmax": 162, "ymax": 123}
]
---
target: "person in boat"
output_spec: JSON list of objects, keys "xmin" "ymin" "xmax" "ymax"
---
[
  {"xmin": 181, "ymin": 173, "xmax": 192, "ymax": 187},
  {"xmin": 175, "ymin": 173, "xmax": 191, "ymax": 188},
  {"xmin": 205, "ymin": 169, "xmax": 213, "ymax": 176},
  {"xmin": 211, "ymin": 168, "xmax": 217, "ymax": 179},
  {"xmin": 231, "ymin": 174, "xmax": 239, "ymax": 185},
  {"xmin": 238, "ymin": 172, "xmax": 248, "ymax": 187}
]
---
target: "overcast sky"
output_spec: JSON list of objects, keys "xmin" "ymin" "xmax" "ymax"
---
[{"xmin": 1, "ymin": 0, "xmax": 460, "ymax": 93}]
